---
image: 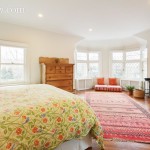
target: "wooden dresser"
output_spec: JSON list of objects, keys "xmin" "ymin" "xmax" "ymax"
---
[{"xmin": 40, "ymin": 57, "xmax": 74, "ymax": 92}]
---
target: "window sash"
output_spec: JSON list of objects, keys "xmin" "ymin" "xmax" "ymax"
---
[
  {"xmin": 76, "ymin": 52, "xmax": 88, "ymax": 61},
  {"xmin": 126, "ymin": 50, "xmax": 141, "ymax": 60},
  {"xmin": 0, "ymin": 65, "xmax": 25, "ymax": 82},
  {"xmin": 112, "ymin": 62, "xmax": 124, "ymax": 78},
  {"xmin": 124, "ymin": 62, "xmax": 141, "ymax": 80},
  {"xmin": 76, "ymin": 62, "xmax": 88, "ymax": 78},
  {"xmin": 89, "ymin": 63, "xmax": 99, "ymax": 77},
  {"xmin": 0, "ymin": 42, "xmax": 27, "ymax": 85}
]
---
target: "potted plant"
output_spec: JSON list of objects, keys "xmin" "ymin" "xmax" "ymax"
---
[{"xmin": 126, "ymin": 85, "xmax": 135, "ymax": 96}]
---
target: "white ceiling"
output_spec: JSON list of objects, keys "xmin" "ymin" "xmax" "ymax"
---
[{"xmin": 0, "ymin": 0, "xmax": 150, "ymax": 40}]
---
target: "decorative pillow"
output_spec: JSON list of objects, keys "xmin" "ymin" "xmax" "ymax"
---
[
  {"xmin": 97, "ymin": 78, "xmax": 104, "ymax": 85},
  {"xmin": 109, "ymin": 78, "xmax": 117, "ymax": 85}
]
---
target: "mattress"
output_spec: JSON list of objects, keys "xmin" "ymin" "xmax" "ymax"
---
[{"xmin": 0, "ymin": 84, "xmax": 104, "ymax": 149}]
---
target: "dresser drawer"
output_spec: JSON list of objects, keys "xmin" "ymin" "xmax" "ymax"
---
[
  {"xmin": 56, "ymin": 66, "xmax": 65, "ymax": 70},
  {"xmin": 46, "ymin": 66, "xmax": 55, "ymax": 74},
  {"xmin": 46, "ymin": 74, "xmax": 73, "ymax": 80},
  {"xmin": 56, "ymin": 69, "xmax": 65, "ymax": 74},
  {"xmin": 47, "ymin": 80, "xmax": 73, "ymax": 87},
  {"xmin": 66, "ymin": 66, "xmax": 73, "ymax": 73},
  {"xmin": 61, "ymin": 86, "xmax": 73, "ymax": 92}
]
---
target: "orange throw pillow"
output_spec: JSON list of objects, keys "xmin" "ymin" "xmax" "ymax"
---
[
  {"xmin": 97, "ymin": 78, "xmax": 104, "ymax": 85},
  {"xmin": 109, "ymin": 78, "xmax": 117, "ymax": 85}
]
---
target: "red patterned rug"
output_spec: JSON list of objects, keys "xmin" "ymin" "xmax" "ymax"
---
[{"xmin": 86, "ymin": 92, "xmax": 150, "ymax": 143}]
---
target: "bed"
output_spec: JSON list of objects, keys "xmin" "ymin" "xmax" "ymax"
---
[{"xmin": 0, "ymin": 84, "xmax": 104, "ymax": 150}]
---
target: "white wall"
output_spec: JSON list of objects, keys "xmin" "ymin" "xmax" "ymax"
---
[{"xmin": 0, "ymin": 22, "xmax": 81, "ymax": 84}]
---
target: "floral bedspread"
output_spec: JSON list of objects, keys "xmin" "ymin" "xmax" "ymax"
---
[{"xmin": 0, "ymin": 84, "xmax": 104, "ymax": 150}]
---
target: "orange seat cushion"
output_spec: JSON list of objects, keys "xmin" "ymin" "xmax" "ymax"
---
[
  {"xmin": 97, "ymin": 78, "xmax": 104, "ymax": 85},
  {"xmin": 109, "ymin": 78, "xmax": 117, "ymax": 85}
]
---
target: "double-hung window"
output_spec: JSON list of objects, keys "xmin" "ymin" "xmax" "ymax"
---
[
  {"xmin": 142, "ymin": 48, "xmax": 147, "ymax": 78},
  {"xmin": 110, "ymin": 49, "xmax": 147, "ymax": 80},
  {"xmin": 0, "ymin": 41, "xmax": 28, "ymax": 85},
  {"xmin": 75, "ymin": 51, "xmax": 101, "ymax": 79},
  {"xmin": 125, "ymin": 50, "xmax": 141, "ymax": 79},
  {"xmin": 111, "ymin": 52, "xmax": 124, "ymax": 78}
]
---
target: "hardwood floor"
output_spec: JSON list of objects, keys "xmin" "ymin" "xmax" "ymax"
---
[{"xmin": 76, "ymin": 90, "xmax": 150, "ymax": 150}]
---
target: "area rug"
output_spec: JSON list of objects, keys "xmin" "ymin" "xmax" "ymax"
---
[{"xmin": 85, "ymin": 92, "xmax": 150, "ymax": 143}]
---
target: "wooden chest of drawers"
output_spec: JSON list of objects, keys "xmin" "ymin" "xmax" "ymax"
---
[{"xmin": 41, "ymin": 64, "xmax": 74, "ymax": 92}]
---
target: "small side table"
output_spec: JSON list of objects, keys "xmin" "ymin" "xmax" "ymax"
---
[
  {"xmin": 133, "ymin": 89, "xmax": 145, "ymax": 99},
  {"xmin": 144, "ymin": 78, "xmax": 150, "ymax": 97}
]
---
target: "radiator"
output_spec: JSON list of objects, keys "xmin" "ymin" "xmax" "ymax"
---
[
  {"xmin": 120, "ymin": 79, "xmax": 143, "ymax": 90},
  {"xmin": 75, "ymin": 78, "xmax": 93, "ymax": 90}
]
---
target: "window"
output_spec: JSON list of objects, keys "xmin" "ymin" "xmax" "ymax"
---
[
  {"xmin": 112, "ymin": 63, "xmax": 124, "ymax": 78},
  {"xmin": 77, "ymin": 52, "xmax": 87, "ymax": 61},
  {"xmin": 143, "ymin": 61, "xmax": 147, "ymax": 78},
  {"xmin": 110, "ymin": 49, "xmax": 147, "ymax": 80},
  {"xmin": 76, "ymin": 63, "xmax": 87, "ymax": 78},
  {"xmin": 0, "ymin": 41, "xmax": 27, "ymax": 85},
  {"xmin": 111, "ymin": 52, "xmax": 124, "ymax": 78},
  {"xmin": 126, "ymin": 50, "xmax": 140, "ymax": 60},
  {"xmin": 142, "ymin": 48, "xmax": 147, "ymax": 78},
  {"xmin": 125, "ymin": 62, "xmax": 140, "ymax": 79},
  {"xmin": 75, "ymin": 51, "xmax": 101, "ymax": 79},
  {"xmin": 112, "ymin": 52, "xmax": 123, "ymax": 60}
]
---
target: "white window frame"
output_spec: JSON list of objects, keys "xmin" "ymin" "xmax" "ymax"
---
[
  {"xmin": 141, "ymin": 48, "xmax": 148, "ymax": 79},
  {"xmin": 109, "ymin": 50, "xmax": 124, "ymax": 78},
  {"xmin": 75, "ymin": 50, "xmax": 102, "ymax": 79},
  {"xmin": 0, "ymin": 40, "xmax": 29, "ymax": 86},
  {"xmin": 109, "ymin": 48, "xmax": 147, "ymax": 80}
]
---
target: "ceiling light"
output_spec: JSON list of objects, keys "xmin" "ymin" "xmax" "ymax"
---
[
  {"xmin": 89, "ymin": 28, "xmax": 93, "ymax": 32},
  {"xmin": 38, "ymin": 13, "xmax": 43, "ymax": 18}
]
